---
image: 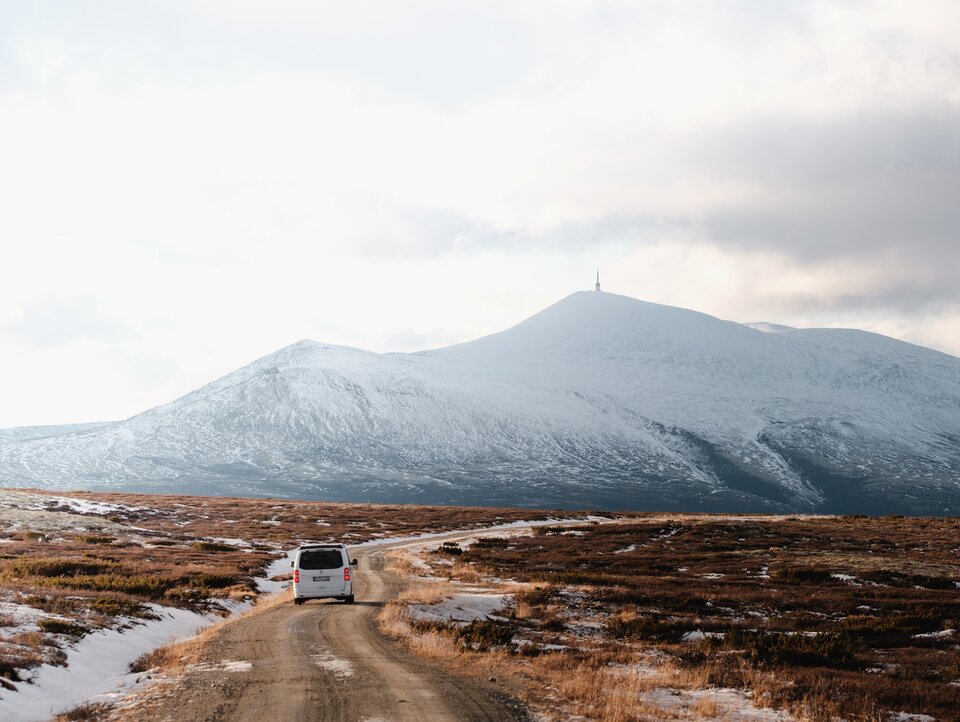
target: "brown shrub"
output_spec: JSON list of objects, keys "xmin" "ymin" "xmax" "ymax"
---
[
  {"xmin": 53, "ymin": 702, "xmax": 112, "ymax": 721},
  {"xmin": 409, "ymin": 514, "xmax": 960, "ymax": 721},
  {"xmin": 455, "ymin": 620, "xmax": 516, "ymax": 651},
  {"xmin": 74, "ymin": 535, "xmax": 114, "ymax": 545},
  {"xmin": 190, "ymin": 541, "xmax": 235, "ymax": 553},
  {"xmin": 37, "ymin": 618, "xmax": 89, "ymax": 637},
  {"xmin": 128, "ymin": 645, "xmax": 180, "ymax": 673},
  {"xmin": 10, "ymin": 557, "xmax": 116, "ymax": 577},
  {"xmin": 708, "ymin": 629, "xmax": 859, "ymax": 669}
]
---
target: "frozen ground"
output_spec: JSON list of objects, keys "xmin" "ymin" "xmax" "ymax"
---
[
  {"xmin": 311, "ymin": 650, "xmax": 355, "ymax": 679},
  {"xmin": 395, "ymin": 531, "xmax": 801, "ymax": 722},
  {"xmin": 3, "ymin": 605, "xmax": 219, "ymax": 722},
  {"xmin": 0, "ymin": 490, "xmax": 132, "ymax": 535},
  {"xmin": 410, "ymin": 593, "xmax": 510, "ymax": 626},
  {"xmin": 0, "ymin": 490, "xmax": 580, "ymax": 721},
  {"xmin": 639, "ymin": 686, "xmax": 793, "ymax": 721}
]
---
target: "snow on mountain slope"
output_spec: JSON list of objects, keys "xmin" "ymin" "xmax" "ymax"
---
[
  {"xmin": 0, "ymin": 422, "xmax": 111, "ymax": 443},
  {"xmin": 1, "ymin": 292, "xmax": 958, "ymax": 514},
  {"xmin": 743, "ymin": 322, "xmax": 796, "ymax": 333}
]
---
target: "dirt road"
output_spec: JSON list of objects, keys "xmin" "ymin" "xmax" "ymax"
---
[{"xmin": 116, "ymin": 534, "xmax": 530, "ymax": 722}]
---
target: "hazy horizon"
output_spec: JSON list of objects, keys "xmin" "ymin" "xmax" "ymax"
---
[{"xmin": 4, "ymin": 286, "xmax": 958, "ymax": 430}]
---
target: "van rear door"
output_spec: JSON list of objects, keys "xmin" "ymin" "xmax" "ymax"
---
[{"xmin": 298, "ymin": 547, "xmax": 347, "ymax": 596}]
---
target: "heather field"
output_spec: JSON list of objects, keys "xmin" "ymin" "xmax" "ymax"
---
[
  {"xmin": 382, "ymin": 515, "xmax": 960, "ymax": 721},
  {"xmin": 3, "ymin": 489, "xmax": 958, "ymax": 721},
  {"xmin": 0, "ymin": 488, "xmax": 565, "ymax": 693}
]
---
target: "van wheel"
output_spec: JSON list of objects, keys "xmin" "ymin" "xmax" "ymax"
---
[
  {"xmin": 294, "ymin": 599, "xmax": 304, "ymax": 606},
  {"xmin": 345, "ymin": 595, "xmax": 355, "ymax": 604}
]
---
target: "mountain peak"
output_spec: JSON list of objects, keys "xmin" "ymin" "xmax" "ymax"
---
[
  {"xmin": 2, "ymin": 289, "xmax": 958, "ymax": 515},
  {"xmin": 436, "ymin": 289, "xmax": 754, "ymax": 360}
]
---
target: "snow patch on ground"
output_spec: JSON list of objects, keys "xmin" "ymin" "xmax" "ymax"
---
[
  {"xmin": 0, "ymin": 514, "xmax": 590, "ymax": 720},
  {"xmin": 0, "ymin": 604, "xmax": 215, "ymax": 722},
  {"xmin": 207, "ymin": 536, "xmax": 252, "ymax": 548},
  {"xmin": 46, "ymin": 496, "xmax": 145, "ymax": 516},
  {"xmin": 0, "ymin": 504, "xmax": 131, "ymax": 536},
  {"xmin": 912, "ymin": 628, "xmax": 954, "ymax": 639},
  {"xmin": 642, "ymin": 686, "xmax": 793, "ymax": 721},
  {"xmin": 410, "ymin": 593, "xmax": 509, "ymax": 626},
  {"xmin": 255, "ymin": 550, "xmax": 297, "ymax": 594},
  {"xmin": 354, "ymin": 516, "xmax": 597, "ymax": 550},
  {"xmin": 681, "ymin": 630, "xmax": 725, "ymax": 642},
  {"xmin": 187, "ymin": 660, "xmax": 252, "ymax": 673},
  {"xmin": 0, "ymin": 601, "xmax": 73, "ymax": 632},
  {"xmin": 0, "ymin": 491, "xmax": 142, "ymax": 518},
  {"xmin": 312, "ymin": 650, "xmax": 354, "ymax": 679},
  {"xmin": 405, "ymin": 554, "xmax": 434, "ymax": 572},
  {"xmin": 613, "ymin": 544, "xmax": 637, "ymax": 554}
]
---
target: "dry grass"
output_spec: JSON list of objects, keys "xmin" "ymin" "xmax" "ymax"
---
[
  {"xmin": 394, "ymin": 582, "xmax": 457, "ymax": 606},
  {"xmin": 380, "ymin": 588, "xmax": 467, "ymax": 660},
  {"xmin": 0, "ymin": 630, "xmax": 66, "ymax": 687},
  {"xmin": 381, "ymin": 515, "xmax": 960, "ymax": 721},
  {"xmin": 127, "ymin": 587, "xmax": 296, "ymax": 679},
  {"xmin": 0, "ymin": 538, "xmax": 270, "ymax": 615},
  {"xmin": 19, "ymin": 488, "xmax": 579, "ymax": 544},
  {"xmin": 380, "ymin": 553, "xmax": 462, "ymax": 659},
  {"xmin": 0, "ymin": 488, "xmax": 578, "ymax": 682},
  {"xmin": 128, "ymin": 645, "xmax": 181, "ymax": 675},
  {"xmin": 52, "ymin": 701, "xmax": 112, "ymax": 721},
  {"xmin": 382, "ymin": 553, "xmax": 424, "ymax": 578},
  {"xmin": 381, "ymin": 585, "xmax": 752, "ymax": 722}
]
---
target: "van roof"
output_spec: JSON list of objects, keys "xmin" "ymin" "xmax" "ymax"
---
[{"xmin": 298, "ymin": 543, "xmax": 347, "ymax": 550}]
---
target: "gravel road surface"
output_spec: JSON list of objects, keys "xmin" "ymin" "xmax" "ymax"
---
[{"xmin": 114, "ymin": 533, "xmax": 530, "ymax": 722}]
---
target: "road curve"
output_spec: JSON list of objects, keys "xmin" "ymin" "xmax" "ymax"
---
[{"xmin": 117, "ymin": 533, "xmax": 530, "ymax": 722}]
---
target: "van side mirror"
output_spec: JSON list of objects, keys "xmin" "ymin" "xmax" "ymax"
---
[{"xmin": 351, "ymin": 559, "xmax": 358, "ymax": 566}]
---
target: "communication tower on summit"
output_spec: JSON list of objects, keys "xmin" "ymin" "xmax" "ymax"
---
[{"xmin": 595, "ymin": 269, "xmax": 601, "ymax": 292}]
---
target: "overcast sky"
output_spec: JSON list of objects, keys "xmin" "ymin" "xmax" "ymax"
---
[{"xmin": 2, "ymin": 0, "xmax": 959, "ymax": 427}]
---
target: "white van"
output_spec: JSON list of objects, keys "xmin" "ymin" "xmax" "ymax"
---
[{"xmin": 291, "ymin": 544, "xmax": 357, "ymax": 605}]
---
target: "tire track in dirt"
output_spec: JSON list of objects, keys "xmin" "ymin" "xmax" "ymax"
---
[{"xmin": 113, "ymin": 531, "xmax": 535, "ymax": 722}]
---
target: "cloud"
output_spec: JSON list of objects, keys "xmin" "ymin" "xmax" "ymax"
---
[
  {"xmin": 5, "ymin": 297, "xmax": 132, "ymax": 348},
  {"xmin": 693, "ymin": 108, "xmax": 960, "ymax": 260},
  {"xmin": 2, "ymin": 0, "xmax": 960, "ymax": 425}
]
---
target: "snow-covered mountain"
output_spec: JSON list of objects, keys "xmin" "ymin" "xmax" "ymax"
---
[
  {"xmin": 2, "ymin": 291, "xmax": 958, "ymax": 513},
  {"xmin": 0, "ymin": 422, "xmax": 111, "ymax": 444}
]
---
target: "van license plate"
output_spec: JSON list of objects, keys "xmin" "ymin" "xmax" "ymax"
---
[{"xmin": 313, "ymin": 576, "xmax": 331, "ymax": 582}]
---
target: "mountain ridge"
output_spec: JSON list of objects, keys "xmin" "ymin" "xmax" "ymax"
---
[{"xmin": 1, "ymin": 291, "xmax": 958, "ymax": 514}]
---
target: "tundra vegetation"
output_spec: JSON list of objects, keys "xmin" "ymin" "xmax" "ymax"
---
[
  {"xmin": 381, "ymin": 515, "xmax": 960, "ymax": 721},
  {"xmin": 0, "ymin": 489, "xmax": 563, "ymax": 688}
]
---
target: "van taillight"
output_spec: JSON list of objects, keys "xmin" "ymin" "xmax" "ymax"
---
[
  {"xmin": 344, "ymin": 567, "xmax": 350, "ymax": 582},
  {"xmin": 293, "ymin": 570, "xmax": 299, "ymax": 583}
]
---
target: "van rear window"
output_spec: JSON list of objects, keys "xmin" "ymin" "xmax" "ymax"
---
[{"xmin": 299, "ymin": 549, "xmax": 344, "ymax": 570}]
